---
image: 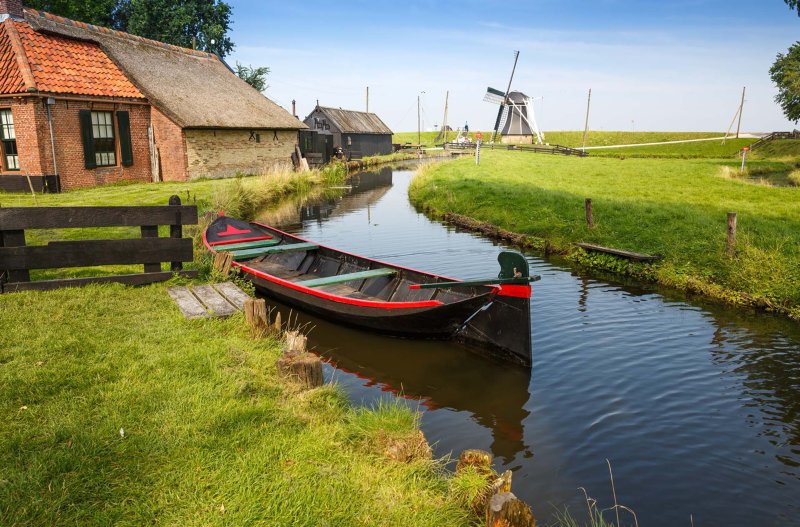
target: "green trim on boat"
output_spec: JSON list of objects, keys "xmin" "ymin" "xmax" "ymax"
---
[
  {"xmin": 233, "ymin": 242, "xmax": 319, "ymax": 260},
  {"xmin": 297, "ymin": 268, "xmax": 396, "ymax": 288},
  {"xmin": 216, "ymin": 239, "xmax": 282, "ymax": 251}
]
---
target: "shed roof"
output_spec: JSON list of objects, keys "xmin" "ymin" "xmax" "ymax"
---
[
  {"xmin": 308, "ymin": 106, "xmax": 392, "ymax": 135},
  {"xmin": 9, "ymin": 9, "xmax": 304, "ymax": 130}
]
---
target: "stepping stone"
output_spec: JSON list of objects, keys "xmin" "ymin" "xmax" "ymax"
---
[{"xmin": 168, "ymin": 281, "xmax": 252, "ymax": 319}]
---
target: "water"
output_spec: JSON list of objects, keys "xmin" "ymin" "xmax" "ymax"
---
[{"xmin": 256, "ymin": 165, "xmax": 800, "ymax": 527}]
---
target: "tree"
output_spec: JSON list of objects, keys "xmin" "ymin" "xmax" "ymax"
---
[
  {"xmin": 25, "ymin": 0, "xmax": 234, "ymax": 57},
  {"xmin": 26, "ymin": 0, "xmax": 126, "ymax": 29},
  {"xmin": 235, "ymin": 62, "xmax": 270, "ymax": 92},
  {"xmin": 785, "ymin": 0, "xmax": 800, "ymax": 14},
  {"xmin": 770, "ymin": 42, "xmax": 800, "ymax": 122}
]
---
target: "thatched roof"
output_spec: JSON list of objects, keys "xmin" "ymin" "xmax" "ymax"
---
[
  {"xmin": 306, "ymin": 106, "xmax": 392, "ymax": 135},
  {"xmin": 23, "ymin": 9, "xmax": 305, "ymax": 130}
]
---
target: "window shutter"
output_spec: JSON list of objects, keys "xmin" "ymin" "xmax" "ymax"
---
[
  {"xmin": 117, "ymin": 111, "xmax": 133, "ymax": 167},
  {"xmin": 79, "ymin": 110, "xmax": 96, "ymax": 169}
]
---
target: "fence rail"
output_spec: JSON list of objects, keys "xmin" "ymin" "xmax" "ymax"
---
[
  {"xmin": 0, "ymin": 195, "xmax": 198, "ymax": 293},
  {"xmin": 748, "ymin": 130, "xmax": 800, "ymax": 151},
  {"xmin": 443, "ymin": 142, "xmax": 588, "ymax": 157}
]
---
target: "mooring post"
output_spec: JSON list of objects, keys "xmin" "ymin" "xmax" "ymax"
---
[
  {"xmin": 486, "ymin": 492, "xmax": 535, "ymax": 527},
  {"xmin": 585, "ymin": 198, "xmax": 594, "ymax": 228},
  {"xmin": 727, "ymin": 212, "xmax": 737, "ymax": 257},
  {"xmin": 244, "ymin": 298, "xmax": 270, "ymax": 338},
  {"xmin": 169, "ymin": 195, "xmax": 183, "ymax": 272}
]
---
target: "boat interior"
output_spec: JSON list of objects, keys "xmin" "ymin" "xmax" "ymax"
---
[{"xmin": 232, "ymin": 244, "xmax": 481, "ymax": 305}]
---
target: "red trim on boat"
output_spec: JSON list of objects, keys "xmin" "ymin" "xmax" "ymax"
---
[
  {"xmin": 237, "ymin": 261, "xmax": 445, "ymax": 309},
  {"xmin": 217, "ymin": 225, "xmax": 253, "ymax": 237},
  {"xmin": 498, "ymin": 284, "xmax": 532, "ymax": 299},
  {"xmin": 209, "ymin": 235, "xmax": 273, "ymax": 246}
]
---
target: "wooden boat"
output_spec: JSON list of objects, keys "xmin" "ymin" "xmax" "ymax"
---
[{"xmin": 203, "ymin": 215, "xmax": 540, "ymax": 366}]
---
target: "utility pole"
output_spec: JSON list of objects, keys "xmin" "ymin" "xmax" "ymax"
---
[
  {"xmin": 417, "ymin": 94, "xmax": 421, "ymax": 146},
  {"xmin": 735, "ymin": 86, "xmax": 746, "ymax": 139},
  {"xmin": 581, "ymin": 88, "xmax": 592, "ymax": 152},
  {"xmin": 366, "ymin": 86, "xmax": 369, "ymax": 113},
  {"xmin": 441, "ymin": 90, "xmax": 449, "ymax": 144}
]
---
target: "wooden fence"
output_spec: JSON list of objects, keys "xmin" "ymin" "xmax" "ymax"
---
[
  {"xmin": 748, "ymin": 130, "xmax": 800, "ymax": 151},
  {"xmin": 0, "ymin": 195, "xmax": 198, "ymax": 293}
]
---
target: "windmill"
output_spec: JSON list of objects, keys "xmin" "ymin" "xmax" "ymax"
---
[{"xmin": 483, "ymin": 51, "xmax": 545, "ymax": 145}]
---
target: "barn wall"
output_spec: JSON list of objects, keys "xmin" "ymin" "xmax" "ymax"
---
[{"xmin": 184, "ymin": 129, "xmax": 296, "ymax": 179}]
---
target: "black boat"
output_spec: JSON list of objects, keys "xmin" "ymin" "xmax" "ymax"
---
[{"xmin": 203, "ymin": 215, "xmax": 539, "ymax": 366}]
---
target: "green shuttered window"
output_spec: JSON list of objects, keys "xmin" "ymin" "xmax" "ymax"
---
[
  {"xmin": 79, "ymin": 109, "xmax": 134, "ymax": 169},
  {"xmin": 0, "ymin": 109, "xmax": 19, "ymax": 171}
]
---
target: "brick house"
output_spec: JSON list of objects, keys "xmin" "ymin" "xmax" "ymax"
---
[{"xmin": 0, "ymin": 0, "xmax": 304, "ymax": 192}]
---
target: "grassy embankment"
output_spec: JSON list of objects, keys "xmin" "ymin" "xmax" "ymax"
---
[
  {"xmin": 0, "ymin": 161, "xmax": 488, "ymax": 526},
  {"xmin": 393, "ymin": 130, "xmax": 744, "ymax": 150},
  {"xmin": 0, "ymin": 285, "xmax": 477, "ymax": 526},
  {"xmin": 409, "ymin": 150, "xmax": 800, "ymax": 319}
]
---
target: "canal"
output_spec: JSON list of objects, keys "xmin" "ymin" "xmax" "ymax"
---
[{"xmin": 256, "ymin": 164, "xmax": 800, "ymax": 527}]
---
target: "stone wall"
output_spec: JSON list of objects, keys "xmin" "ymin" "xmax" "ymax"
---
[{"xmin": 184, "ymin": 129, "xmax": 296, "ymax": 179}]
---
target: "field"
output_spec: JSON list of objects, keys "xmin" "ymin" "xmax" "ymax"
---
[
  {"xmin": 409, "ymin": 150, "xmax": 800, "ymax": 318},
  {"xmin": 392, "ymin": 130, "xmax": 746, "ymax": 150}
]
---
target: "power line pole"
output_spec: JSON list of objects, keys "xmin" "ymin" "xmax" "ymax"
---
[
  {"xmin": 417, "ymin": 94, "xmax": 421, "ymax": 146},
  {"xmin": 366, "ymin": 86, "xmax": 369, "ymax": 113},
  {"xmin": 735, "ymin": 86, "xmax": 746, "ymax": 139},
  {"xmin": 441, "ymin": 90, "xmax": 449, "ymax": 144},
  {"xmin": 582, "ymin": 88, "xmax": 592, "ymax": 152}
]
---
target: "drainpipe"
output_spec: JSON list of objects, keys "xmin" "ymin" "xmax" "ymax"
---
[{"xmin": 45, "ymin": 97, "xmax": 60, "ymax": 192}]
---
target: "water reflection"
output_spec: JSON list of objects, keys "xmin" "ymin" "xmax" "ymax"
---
[{"xmin": 256, "ymin": 164, "xmax": 800, "ymax": 526}]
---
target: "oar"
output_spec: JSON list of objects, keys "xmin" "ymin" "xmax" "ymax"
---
[{"xmin": 409, "ymin": 275, "xmax": 541, "ymax": 290}]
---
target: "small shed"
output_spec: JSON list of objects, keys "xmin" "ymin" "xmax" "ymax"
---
[{"xmin": 303, "ymin": 106, "xmax": 393, "ymax": 158}]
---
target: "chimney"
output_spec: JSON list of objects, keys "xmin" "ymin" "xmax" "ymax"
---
[
  {"xmin": 292, "ymin": 99, "xmax": 296, "ymax": 117},
  {"xmin": 0, "ymin": 0, "xmax": 23, "ymax": 21}
]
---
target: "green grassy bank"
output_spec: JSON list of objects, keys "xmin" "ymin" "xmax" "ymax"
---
[
  {"xmin": 0, "ymin": 284, "xmax": 475, "ymax": 526},
  {"xmin": 409, "ymin": 151, "xmax": 800, "ymax": 319}
]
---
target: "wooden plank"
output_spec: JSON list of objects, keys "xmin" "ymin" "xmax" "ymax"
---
[
  {"xmin": 0, "ymin": 238, "xmax": 193, "ymax": 270},
  {"xmin": 0, "ymin": 205, "xmax": 198, "ymax": 230},
  {"xmin": 169, "ymin": 195, "xmax": 184, "ymax": 272},
  {"xmin": 3, "ymin": 270, "xmax": 198, "ymax": 292},
  {"xmin": 168, "ymin": 286, "xmax": 210, "ymax": 319},
  {"xmin": 297, "ymin": 268, "xmax": 396, "ymax": 288},
  {"xmin": 233, "ymin": 242, "xmax": 318, "ymax": 261},
  {"xmin": 216, "ymin": 238, "xmax": 282, "ymax": 252},
  {"xmin": 574, "ymin": 242, "xmax": 661, "ymax": 262},
  {"xmin": 2, "ymin": 229, "xmax": 30, "ymax": 283},
  {"xmin": 141, "ymin": 225, "xmax": 160, "ymax": 273},
  {"xmin": 191, "ymin": 284, "xmax": 238, "ymax": 317},
  {"xmin": 213, "ymin": 282, "xmax": 251, "ymax": 310}
]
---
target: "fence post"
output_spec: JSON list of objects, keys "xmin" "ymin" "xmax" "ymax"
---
[
  {"xmin": 3, "ymin": 228, "xmax": 30, "ymax": 283},
  {"xmin": 727, "ymin": 212, "xmax": 737, "ymax": 257},
  {"xmin": 585, "ymin": 198, "xmax": 594, "ymax": 228},
  {"xmin": 169, "ymin": 195, "xmax": 183, "ymax": 272}
]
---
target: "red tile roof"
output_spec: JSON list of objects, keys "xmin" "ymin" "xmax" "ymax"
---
[
  {"xmin": 0, "ymin": 21, "xmax": 25, "ymax": 94},
  {"xmin": 0, "ymin": 19, "xmax": 143, "ymax": 98}
]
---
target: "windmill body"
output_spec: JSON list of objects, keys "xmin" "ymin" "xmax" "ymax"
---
[{"xmin": 484, "ymin": 87, "xmax": 545, "ymax": 145}]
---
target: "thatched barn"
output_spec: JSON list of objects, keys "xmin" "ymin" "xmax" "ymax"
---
[
  {"xmin": 0, "ymin": 1, "xmax": 304, "ymax": 191},
  {"xmin": 303, "ymin": 106, "xmax": 392, "ymax": 158}
]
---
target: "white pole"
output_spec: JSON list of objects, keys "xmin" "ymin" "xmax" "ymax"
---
[
  {"xmin": 741, "ymin": 148, "xmax": 748, "ymax": 173},
  {"xmin": 476, "ymin": 138, "xmax": 481, "ymax": 165}
]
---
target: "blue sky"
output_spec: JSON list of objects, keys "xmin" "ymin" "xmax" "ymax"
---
[{"xmin": 228, "ymin": 1, "xmax": 800, "ymax": 133}]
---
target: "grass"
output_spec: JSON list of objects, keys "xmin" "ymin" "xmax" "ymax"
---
[
  {"xmin": 409, "ymin": 151, "xmax": 800, "ymax": 318},
  {"xmin": 750, "ymin": 138, "xmax": 800, "ymax": 160},
  {"xmin": 0, "ymin": 284, "xmax": 475, "ymax": 526},
  {"xmin": 587, "ymin": 138, "xmax": 755, "ymax": 159}
]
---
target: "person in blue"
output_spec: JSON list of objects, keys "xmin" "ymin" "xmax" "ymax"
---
[{"xmin": 464, "ymin": 122, "xmax": 469, "ymax": 132}]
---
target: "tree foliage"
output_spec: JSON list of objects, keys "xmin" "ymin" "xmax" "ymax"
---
[
  {"xmin": 786, "ymin": 0, "xmax": 800, "ymax": 14},
  {"xmin": 235, "ymin": 62, "xmax": 270, "ymax": 92},
  {"xmin": 24, "ymin": 0, "xmax": 234, "ymax": 57},
  {"xmin": 770, "ymin": 42, "xmax": 800, "ymax": 123}
]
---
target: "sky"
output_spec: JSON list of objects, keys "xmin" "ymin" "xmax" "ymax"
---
[{"xmin": 227, "ymin": 1, "xmax": 800, "ymax": 133}]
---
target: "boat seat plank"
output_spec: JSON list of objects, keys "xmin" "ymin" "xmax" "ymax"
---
[
  {"xmin": 296, "ymin": 268, "xmax": 396, "ymax": 288},
  {"xmin": 216, "ymin": 238, "xmax": 282, "ymax": 252},
  {"xmin": 233, "ymin": 242, "xmax": 318, "ymax": 260}
]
